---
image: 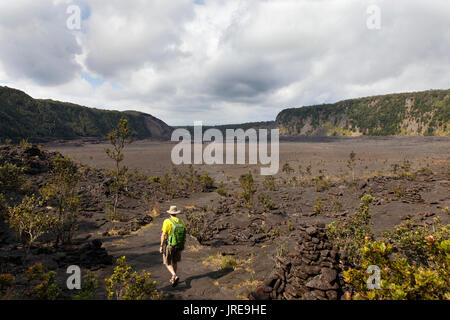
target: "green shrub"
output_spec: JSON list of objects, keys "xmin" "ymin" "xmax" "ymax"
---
[
  {"xmin": 105, "ymin": 256, "xmax": 161, "ymax": 300},
  {"xmin": 281, "ymin": 163, "xmax": 294, "ymax": 174},
  {"xmin": 313, "ymin": 198, "xmax": 324, "ymax": 215},
  {"xmin": 221, "ymin": 256, "xmax": 238, "ymax": 270},
  {"xmin": 344, "ymin": 237, "xmax": 449, "ymax": 300},
  {"xmin": 149, "ymin": 176, "xmax": 160, "ymax": 183},
  {"xmin": 0, "ymin": 163, "xmax": 24, "ymax": 191},
  {"xmin": 239, "ymin": 171, "xmax": 257, "ymax": 207},
  {"xmin": 216, "ymin": 188, "xmax": 228, "ymax": 197},
  {"xmin": 333, "ymin": 199, "xmax": 343, "ymax": 213},
  {"xmin": 392, "ymin": 184, "xmax": 404, "ymax": 198},
  {"xmin": 40, "ymin": 155, "xmax": 80, "ymax": 245},
  {"xmin": 200, "ymin": 173, "xmax": 215, "ymax": 189},
  {"xmin": 184, "ymin": 208, "xmax": 211, "ymax": 243},
  {"xmin": 8, "ymin": 195, "xmax": 59, "ymax": 251},
  {"xmin": 0, "ymin": 274, "xmax": 15, "ymax": 299},
  {"xmin": 25, "ymin": 264, "xmax": 62, "ymax": 300},
  {"xmin": 19, "ymin": 139, "xmax": 32, "ymax": 150},
  {"xmin": 73, "ymin": 271, "xmax": 98, "ymax": 300},
  {"xmin": 263, "ymin": 175, "xmax": 277, "ymax": 191},
  {"xmin": 312, "ymin": 175, "xmax": 330, "ymax": 192},
  {"xmin": 258, "ymin": 194, "xmax": 276, "ymax": 211},
  {"xmin": 384, "ymin": 217, "xmax": 449, "ymax": 265},
  {"xmin": 326, "ymin": 194, "xmax": 375, "ymax": 264},
  {"xmin": 416, "ymin": 166, "xmax": 434, "ymax": 176}
]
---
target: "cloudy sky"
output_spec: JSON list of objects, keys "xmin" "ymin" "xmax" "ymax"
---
[{"xmin": 0, "ymin": 0, "xmax": 449, "ymax": 125}]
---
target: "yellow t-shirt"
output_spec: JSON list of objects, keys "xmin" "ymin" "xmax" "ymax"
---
[{"xmin": 162, "ymin": 216, "xmax": 186, "ymax": 239}]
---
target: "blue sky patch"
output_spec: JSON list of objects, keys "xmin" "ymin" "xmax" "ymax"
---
[{"xmin": 81, "ymin": 72, "xmax": 104, "ymax": 88}]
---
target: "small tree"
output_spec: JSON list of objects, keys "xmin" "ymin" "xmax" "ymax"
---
[
  {"xmin": 40, "ymin": 155, "xmax": 80, "ymax": 245},
  {"xmin": 239, "ymin": 171, "xmax": 257, "ymax": 207},
  {"xmin": 105, "ymin": 118, "xmax": 133, "ymax": 220},
  {"xmin": 105, "ymin": 256, "xmax": 161, "ymax": 300},
  {"xmin": 8, "ymin": 195, "xmax": 59, "ymax": 254},
  {"xmin": 347, "ymin": 151, "xmax": 356, "ymax": 181}
]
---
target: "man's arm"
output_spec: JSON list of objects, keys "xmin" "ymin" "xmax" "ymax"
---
[{"xmin": 160, "ymin": 232, "xmax": 167, "ymax": 254}]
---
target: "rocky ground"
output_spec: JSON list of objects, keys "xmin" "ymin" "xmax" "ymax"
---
[{"xmin": 1, "ymin": 137, "xmax": 449, "ymax": 299}]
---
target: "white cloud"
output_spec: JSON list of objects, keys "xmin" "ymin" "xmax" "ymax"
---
[{"xmin": 0, "ymin": 0, "xmax": 449, "ymax": 125}]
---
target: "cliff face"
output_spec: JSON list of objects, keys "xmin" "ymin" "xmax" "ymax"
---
[
  {"xmin": 276, "ymin": 89, "xmax": 450, "ymax": 136},
  {"xmin": 0, "ymin": 86, "xmax": 173, "ymax": 140}
]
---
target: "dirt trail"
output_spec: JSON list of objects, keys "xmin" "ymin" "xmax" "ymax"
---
[{"xmin": 102, "ymin": 193, "xmax": 237, "ymax": 300}]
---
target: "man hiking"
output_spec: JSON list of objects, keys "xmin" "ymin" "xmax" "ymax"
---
[{"xmin": 160, "ymin": 205, "xmax": 186, "ymax": 287}]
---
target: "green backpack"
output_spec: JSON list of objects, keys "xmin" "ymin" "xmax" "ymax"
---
[{"xmin": 168, "ymin": 218, "xmax": 186, "ymax": 250}]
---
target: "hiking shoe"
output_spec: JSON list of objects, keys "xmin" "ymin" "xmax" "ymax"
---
[{"xmin": 172, "ymin": 276, "xmax": 180, "ymax": 288}]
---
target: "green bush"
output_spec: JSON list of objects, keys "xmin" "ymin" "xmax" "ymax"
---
[
  {"xmin": 384, "ymin": 218, "xmax": 449, "ymax": 265},
  {"xmin": 0, "ymin": 274, "xmax": 15, "ymax": 299},
  {"xmin": 221, "ymin": 256, "xmax": 238, "ymax": 270},
  {"xmin": 416, "ymin": 166, "xmax": 434, "ymax": 176},
  {"xmin": 258, "ymin": 194, "xmax": 276, "ymax": 211},
  {"xmin": 200, "ymin": 173, "xmax": 215, "ymax": 189},
  {"xmin": 184, "ymin": 208, "xmax": 211, "ymax": 243},
  {"xmin": 74, "ymin": 271, "xmax": 98, "ymax": 300},
  {"xmin": 40, "ymin": 155, "xmax": 80, "ymax": 245},
  {"xmin": 239, "ymin": 171, "xmax": 257, "ymax": 207},
  {"xmin": 281, "ymin": 163, "xmax": 294, "ymax": 174},
  {"xmin": 312, "ymin": 175, "xmax": 330, "ymax": 192},
  {"xmin": 149, "ymin": 176, "xmax": 160, "ymax": 183},
  {"xmin": 328, "ymin": 196, "xmax": 449, "ymax": 300},
  {"xmin": 216, "ymin": 187, "xmax": 228, "ymax": 197},
  {"xmin": 105, "ymin": 256, "xmax": 161, "ymax": 300},
  {"xmin": 8, "ymin": 195, "xmax": 59, "ymax": 251},
  {"xmin": 24, "ymin": 264, "xmax": 62, "ymax": 300},
  {"xmin": 326, "ymin": 194, "xmax": 375, "ymax": 264},
  {"xmin": 313, "ymin": 198, "xmax": 324, "ymax": 215},
  {"xmin": 263, "ymin": 175, "xmax": 277, "ymax": 191},
  {"xmin": 344, "ymin": 237, "xmax": 449, "ymax": 300},
  {"xmin": 0, "ymin": 163, "xmax": 24, "ymax": 191},
  {"xmin": 19, "ymin": 139, "xmax": 32, "ymax": 150}
]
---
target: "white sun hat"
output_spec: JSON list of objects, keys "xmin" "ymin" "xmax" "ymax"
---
[{"xmin": 167, "ymin": 205, "xmax": 181, "ymax": 215}]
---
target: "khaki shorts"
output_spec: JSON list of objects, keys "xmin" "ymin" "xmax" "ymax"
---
[{"xmin": 163, "ymin": 244, "xmax": 181, "ymax": 266}]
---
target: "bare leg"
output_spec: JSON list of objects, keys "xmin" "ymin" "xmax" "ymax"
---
[
  {"xmin": 166, "ymin": 264, "xmax": 176, "ymax": 277},
  {"xmin": 173, "ymin": 262, "xmax": 178, "ymax": 274}
]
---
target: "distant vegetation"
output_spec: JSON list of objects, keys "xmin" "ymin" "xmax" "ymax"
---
[
  {"xmin": 0, "ymin": 86, "xmax": 172, "ymax": 141},
  {"xmin": 175, "ymin": 121, "xmax": 277, "ymax": 136},
  {"xmin": 277, "ymin": 89, "xmax": 450, "ymax": 136}
]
